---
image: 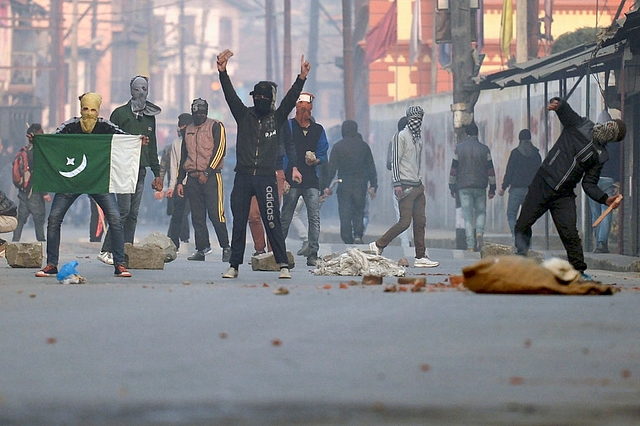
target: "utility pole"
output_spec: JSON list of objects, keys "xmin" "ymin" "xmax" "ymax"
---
[
  {"xmin": 48, "ymin": 0, "xmax": 65, "ymax": 127},
  {"xmin": 450, "ymin": 0, "xmax": 477, "ymax": 142},
  {"xmin": 70, "ymin": 0, "xmax": 79, "ymax": 103},
  {"xmin": 283, "ymin": 0, "xmax": 292, "ymax": 88},
  {"xmin": 266, "ymin": 0, "xmax": 274, "ymax": 81},
  {"xmin": 450, "ymin": 0, "xmax": 479, "ymax": 249},
  {"xmin": 342, "ymin": 0, "xmax": 355, "ymax": 120},
  {"xmin": 89, "ymin": 0, "xmax": 98, "ymax": 90},
  {"xmin": 178, "ymin": 0, "xmax": 185, "ymax": 110},
  {"xmin": 516, "ymin": 0, "xmax": 527, "ymax": 63},
  {"xmin": 307, "ymin": 0, "xmax": 320, "ymax": 95}
]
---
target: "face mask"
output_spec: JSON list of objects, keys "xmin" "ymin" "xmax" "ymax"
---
[
  {"xmin": 254, "ymin": 98, "xmax": 272, "ymax": 115},
  {"xmin": 295, "ymin": 103, "xmax": 312, "ymax": 126},
  {"xmin": 192, "ymin": 113, "xmax": 207, "ymax": 126},
  {"xmin": 593, "ymin": 121, "xmax": 619, "ymax": 143},
  {"xmin": 130, "ymin": 77, "xmax": 148, "ymax": 112},
  {"xmin": 80, "ymin": 109, "xmax": 98, "ymax": 133}
]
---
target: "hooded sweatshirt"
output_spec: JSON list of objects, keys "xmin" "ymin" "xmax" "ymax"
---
[{"xmin": 326, "ymin": 120, "xmax": 377, "ymax": 190}]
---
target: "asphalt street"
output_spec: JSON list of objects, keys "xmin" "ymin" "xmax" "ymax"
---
[{"xmin": 1, "ymin": 225, "xmax": 639, "ymax": 425}]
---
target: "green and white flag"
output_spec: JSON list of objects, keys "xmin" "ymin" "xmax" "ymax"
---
[{"xmin": 32, "ymin": 134, "xmax": 142, "ymax": 194}]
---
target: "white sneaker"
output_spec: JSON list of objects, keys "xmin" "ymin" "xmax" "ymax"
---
[
  {"xmin": 222, "ymin": 267, "xmax": 238, "ymax": 278},
  {"xmin": 279, "ymin": 267, "xmax": 291, "ymax": 279},
  {"xmin": 368, "ymin": 241, "xmax": 382, "ymax": 255},
  {"xmin": 414, "ymin": 257, "xmax": 439, "ymax": 268},
  {"xmin": 97, "ymin": 251, "xmax": 114, "ymax": 265}
]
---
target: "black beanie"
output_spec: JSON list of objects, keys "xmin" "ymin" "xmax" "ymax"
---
[
  {"xmin": 178, "ymin": 113, "xmax": 193, "ymax": 127},
  {"xmin": 464, "ymin": 122, "xmax": 478, "ymax": 136},
  {"xmin": 519, "ymin": 129, "xmax": 531, "ymax": 140},
  {"xmin": 250, "ymin": 81, "xmax": 277, "ymax": 99}
]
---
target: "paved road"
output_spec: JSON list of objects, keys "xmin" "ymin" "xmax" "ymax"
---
[{"xmin": 1, "ymin": 226, "xmax": 639, "ymax": 425}]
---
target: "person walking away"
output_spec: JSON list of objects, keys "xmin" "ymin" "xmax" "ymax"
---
[
  {"xmin": 12, "ymin": 123, "xmax": 50, "ymax": 242},
  {"xmin": 588, "ymin": 109, "xmax": 620, "ymax": 253},
  {"xmin": 497, "ymin": 129, "xmax": 541, "ymax": 237},
  {"xmin": 448, "ymin": 122, "xmax": 497, "ymax": 251},
  {"xmin": 0, "ymin": 189, "xmax": 18, "ymax": 257},
  {"xmin": 280, "ymin": 92, "xmax": 329, "ymax": 266},
  {"xmin": 216, "ymin": 48, "xmax": 308, "ymax": 279},
  {"xmin": 98, "ymin": 75, "xmax": 163, "ymax": 265},
  {"xmin": 514, "ymin": 98, "xmax": 626, "ymax": 280},
  {"xmin": 176, "ymin": 99, "xmax": 231, "ymax": 262},
  {"xmin": 369, "ymin": 106, "xmax": 438, "ymax": 268},
  {"xmin": 35, "ymin": 92, "xmax": 133, "ymax": 277},
  {"xmin": 324, "ymin": 120, "xmax": 377, "ymax": 244}
]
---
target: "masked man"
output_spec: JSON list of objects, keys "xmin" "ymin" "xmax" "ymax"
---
[
  {"xmin": 279, "ymin": 92, "xmax": 328, "ymax": 267},
  {"xmin": 216, "ymin": 49, "xmax": 309, "ymax": 279},
  {"xmin": 98, "ymin": 75, "xmax": 163, "ymax": 265},
  {"xmin": 515, "ymin": 98, "xmax": 626, "ymax": 281},
  {"xmin": 176, "ymin": 99, "xmax": 231, "ymax": 262},
  {"xmin": 36, "ymin": 93, "xmax": 132, "ymax": 278}
]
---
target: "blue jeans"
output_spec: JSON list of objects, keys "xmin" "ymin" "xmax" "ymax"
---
[
  {"xmin": 47, "ymin": 193, "xmax": 125, "ymax": 267},
  {"xmin": 458, "ymin": 188, "xmax": 487, "ymax": 250},
  {"xmin": 588, "ymin": 177, "xmax": 616, "ymax": 247},
  {"xmin": 281, "ymin": 187, "xmax": 321, "ymax": 256},
  {"xmin": 506, "ymin": 187, "xmax": 528, "ymax": 236},
  {"xmin": 102, "ymin": 167, "xmax": 146, "ymax": 252}
]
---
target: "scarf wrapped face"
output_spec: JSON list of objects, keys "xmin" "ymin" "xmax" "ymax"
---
[
  {"xmin": 130, "ymin": 76, "xmax": 149, "ymax": 117},
  {"xmin": 79, "ymin": 92, "xmax": 102, "ymax": 133},
  {"xmin": 593, "ymin": 120, "xmax": 620, "ymax": 143},
  {"xmin": 405, "ymin": 106, "xmax": 424, "ymax": 142}
]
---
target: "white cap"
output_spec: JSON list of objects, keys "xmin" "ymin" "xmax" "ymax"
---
[{"xmin": 297, "ymin": 92, "xmax": 314, "ymax": 103}]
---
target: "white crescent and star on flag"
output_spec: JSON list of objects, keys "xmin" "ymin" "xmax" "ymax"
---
[{"xmin": 59, "ymin": 154, "xmax": 88, "ymax": 178}]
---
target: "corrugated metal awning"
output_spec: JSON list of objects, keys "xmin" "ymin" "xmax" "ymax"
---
[{"xmin": 475, "ymin": 42, "xmax": 624, "ymax": 90}]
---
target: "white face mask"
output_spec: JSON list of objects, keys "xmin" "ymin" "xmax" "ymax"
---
[{"xmin": 130, "ymin": 77, "xmax": 148, "ymax": 112}]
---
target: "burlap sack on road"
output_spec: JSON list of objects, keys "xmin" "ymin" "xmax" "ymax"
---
[{"xmin": 462, "ymin": 256, "xmax": 618, "ymax": 295}]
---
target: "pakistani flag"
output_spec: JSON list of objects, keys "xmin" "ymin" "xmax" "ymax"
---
[{"xmin": 32, "ymin": 134, "xmax": 142, "ymax": 194}]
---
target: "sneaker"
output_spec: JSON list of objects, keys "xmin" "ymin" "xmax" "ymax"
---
[
  {"xmin": 203, "ymin": 246, "xmax": 213, "ymax": 256},
  {"xmin": 222, "ymin": 267, "xmax": 238, "ymax": 278},
  {"xmin": 114, "ymin": 264, "xmax": 132, "ymax": 277},
  {"xmin": 36, "ymin": 264, "xmax": 58, "ymax": 277},
  {"xmin": 252, "ymin": 250, "xmax": 266, "ymax": 256},
  {"xmin": 279, "ymin": 267, "xmax": 292, "ymax": 279},
  {"xmin": 414, "ymin": 257, "xmax": 439, "ymax": 268},
  {"xmin": 297, "ymin": 241, "xmax": 310, "ymax": 257},
  {"xmin": 354, "ymin": 237, "xmax": 363, "ymax": 244},
  {"xmin": 97, "ymin": 251, "xmax": 114, "ymax": 265},
  {"xmin": 307, "ymin": 254, "xmax": 318, "ymax": 267},
  {"xmin": 369, "ymin": 241, "xmax": 383, "ymax": 255},
  {"xmin": 222, "ymin": 247, "xmax": 231, "ymax": 263},
  {"xmin": 580, "ymin": 272, "xmax": 594, "ymax": 282},
  {"xmin": 476, "ymin": 233, "xmax": 484, "ymax": 250},
  {"xmin": 594, "ymin": 242, "xmax": 609, "ymax": 253},
  {"xmin": 187, "ymin": 251, "xmax": 205, "ymax": 261},
  {"xmin": 0, "ymin": 238, "xmax": 6, "ymax": 258}
]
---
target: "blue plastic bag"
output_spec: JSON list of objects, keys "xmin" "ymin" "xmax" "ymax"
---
[{"xmin": 57, "ymin": 260, "xmax": 79, "ymax": 281}]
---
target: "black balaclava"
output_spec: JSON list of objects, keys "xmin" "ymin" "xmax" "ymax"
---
[
  {"xmin": 250, "ymin": 81, "xmax": 277, "ymax": 117},
  {"xmin": 191, "ymin": 98, "xmax": 208, "ymax": 126}
]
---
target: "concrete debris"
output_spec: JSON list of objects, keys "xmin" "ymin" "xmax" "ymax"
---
[
  {"xmin": 5, "ymin": 242, "xmax": 43, "ymax": 268},
  {"xmin": 312, "ymin": 248, "xmax": 405, "ymax": 277}
]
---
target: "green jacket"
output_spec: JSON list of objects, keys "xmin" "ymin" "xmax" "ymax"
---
[{"xmin": 109, "ymin": 101, "xmax": 161, "ymax": 177}]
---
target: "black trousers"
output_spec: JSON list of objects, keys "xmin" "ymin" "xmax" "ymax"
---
[
  {"xmin": 336, "ymin": 179, "xmax": 368, "ymax": 244},
  {"xmin": 184, "ymin": 172, "xmax": 229, "ymax": 253},
  {"xmin": 167, "ymin": 194, "xmax": 190, "ymax": 249},
  {"xmin": 515, "ymin": 173, "xmax": 587, "ymax": 272},
  {"xmin": 228, "ymin": 173, "xmax": 288, "ymax": 269}
]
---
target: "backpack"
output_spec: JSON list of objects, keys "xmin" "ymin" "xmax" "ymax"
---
[{"xmin": 12, "ymin": 147, "xmax": 30, "ymax": 191}]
